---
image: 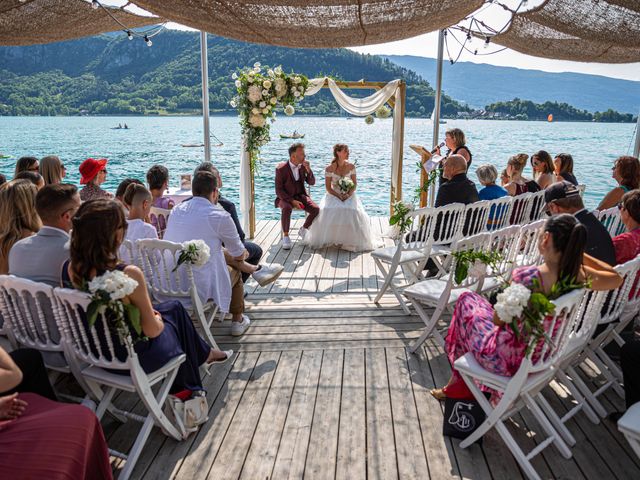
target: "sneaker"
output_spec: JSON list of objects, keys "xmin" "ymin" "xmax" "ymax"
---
[
  {"xmin": 231, "ymin": 315, "xmax": 251, "ymax": 336},
  {"xmin": 298, "ymin": 227, "xmax": 308, "ymax": 240},
  {"xmin": 252, "ymin": 264, "xmax": 284, "ymax": 287},
  {"xmin": 282, "ymin": 236, "xmax": 292, "ymax": 250}
]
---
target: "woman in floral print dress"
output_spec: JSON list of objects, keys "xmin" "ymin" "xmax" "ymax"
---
[{"xmin": 432, "ymin": 214, "xmax": 623, "ymax": 400}]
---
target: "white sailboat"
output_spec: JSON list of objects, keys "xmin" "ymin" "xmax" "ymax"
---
[{"xmin": 430, "ymin": 108, "xmax": 447, "ymax": 124}]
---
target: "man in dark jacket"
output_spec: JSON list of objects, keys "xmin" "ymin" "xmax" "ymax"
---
[
  {"xmin": 435, "ymin": 155, "xmax": 479, "ymax": 207},
  {"xmin": 545, "ymin": 181, "xmax": 616, "ymax": 265}
]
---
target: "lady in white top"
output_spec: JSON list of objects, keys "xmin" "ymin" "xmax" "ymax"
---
[{"xmin": 304, "ymin": 144, "xmax": 380, "ymax": 252}]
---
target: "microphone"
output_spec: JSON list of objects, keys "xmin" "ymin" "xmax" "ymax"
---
[{"xmin": 431, "ymin": 141, "xmax": 445, "ymax": 154}]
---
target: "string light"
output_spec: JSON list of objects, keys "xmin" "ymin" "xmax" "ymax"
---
[
  {"xmin": 144, "ymin": 35, "xmax": 153, "ymax": 47},
  {"xmin": 92, "ymin": 0, "xmax": 99, "ymax": 9},
  {"xmin": 127, "ymin": 31, "xmax": 133, "ymax": 40},
  {"xmin": 484, "ymin": 36, "xmax": 491, "ymax": 49}
]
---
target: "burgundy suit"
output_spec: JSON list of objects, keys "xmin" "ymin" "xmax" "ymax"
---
[{"xmin": 275, "ymin": 161, "xmax": 320, "ymax": 233}]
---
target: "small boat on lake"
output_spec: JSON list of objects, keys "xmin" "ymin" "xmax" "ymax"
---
[
  {"xmin": 111, "ymin": 123, "xmax": 130, "ymax": 130},
  {"xmin": 280, "ymin": 131, "xmax": 305, "ymax": 139},
  {"xmin": 0, "ymin": 154, "xmax": 11, "ymax": 159}
]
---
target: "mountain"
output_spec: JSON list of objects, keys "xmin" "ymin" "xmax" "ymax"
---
[
  {"xmin": 384, "ymin": 55, "xmax": 640, "ymax": 114},
  {"xmin": 0, "ymin": 30, "xmax": 468, "ymax": 117}
]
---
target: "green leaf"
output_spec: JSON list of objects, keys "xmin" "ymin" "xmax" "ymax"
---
[
  {"xmin": 87, "ymin": 301, "xmax": 99, "ymax": 327},
  {"xmin": 124, "ymin": 303, "xmax": 142, "ymax": 336},
  {"xmin": 454, "ymin": 262, "xmax": 468, "ymax": 284}
]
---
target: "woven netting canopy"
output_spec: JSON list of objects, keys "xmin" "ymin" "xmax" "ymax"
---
[
  {"xmin": 131, "ymin": 0, "xmax": 484, "ymax": 48},
  {"xmin": 0, "ymin": 0, "xmax": 162, "ymax": 46},
  {"xmin": 493, "ymin": 0, "xmax": 640, "ymax": 63}
]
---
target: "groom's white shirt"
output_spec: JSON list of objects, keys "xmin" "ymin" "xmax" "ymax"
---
[{"xmin": 289, "ymin": 160, "xmax": 301, "ymax": 181}]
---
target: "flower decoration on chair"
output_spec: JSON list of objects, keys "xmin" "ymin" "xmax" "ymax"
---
[
  {"xmin": 231, "ymin": 63, "xmax": 309, "ymax": 172},
  {"xmin": 451, "ymin": 249, "xmax": 504, "ymax": 285},
  {"xmin": 173, "ymin": 239, "xmax": 211, "ymax": 272},
  {"xmin": 86, "ymin": 270, "xmax": 143, "ymax": 346},
  {"xmin": 388, "ymin": 201, "xmax": 415, "ymax": 238}
]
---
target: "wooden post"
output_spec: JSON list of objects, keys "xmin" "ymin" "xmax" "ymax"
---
[
  {"xmin": 249, "ymin": 165, "xmax": 256, "ymax": 238},
  {"xmin": 390, "ymin": 81, "xmax": 406, "ymax": 214},
  {"xmin": 410, "ymin": 145, "xmax": 432, "ymax": 208}
]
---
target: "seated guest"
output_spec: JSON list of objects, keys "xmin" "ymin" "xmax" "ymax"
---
[
  {"xmin": 14, "ymin": 171, "xmax": 44, "ymax": 190},
  {"xmin": 598, "ymin": 156, "xmax": 640, "ymax": 211},
  {"xmin": 476, "ymin": 164, "xmax": 508, "ymax": 201},
  {"xmin": 504, "ymin": 153, "xmax": 540, "ymax": 196},
  {"xmin": 0, "ymin": 346, "xmax": 113, "ymax": 479},
  {"xmin": 612, "ymin": 190, "xmax": 640, "ymax": 265},
  {"xmin": 147, "ymin": 165, "xmax": 175, "ymax": 235},
  {"xmin": 531, "ymin": 150, "xmax": 555, "ymax": 189},
  {"xmin": 9, "ymin": 184, "xmax": 80, "ymax": 287},
  {"xmin": 62, "ymin": 199, "xmax": 232, "ymax": 393},
  {"xmin": 79, "ymin": 157, "xmax": 112, "ymax": 201},
  {"xmin": 164, "ymin": 171, "xmax": 252, "ymax": 336},
  {"xmin": 0, "ymin": 180, "xmax": 40, "ymax": 274},
  {"xmin": 435, "ymin": 155, "xmax": 479, "ymax": 207},
  {"xmin": 500, "ymin": 168, "xmax": 509, "ymax": 187},
  {"xmin": 119, "ymin": 183, "xmax": 158, "ymax": 264},
  {"xmin": 545, "ymin": 181, "xmax": 616, "ymax": 265},
  {"xmin": 13, "ymin": 156, "xmax": 38, "ymax": 177},
  {"xmin": 431, "ymin": 214, "xmax": 622, "ymax": 400},
  {"xmin": 554, "ymin": 153, "xmax": 578, "ymax": 185},
  {"xmin": 40, "ymin": 155, "xmax": 66, "ymax": 185},
  {"xmin": 115, "ymin": 178, "xmax": 143, "ymax": 207},
  {"xmin": 193, "ymin": 162, "xmax": 276, "ymax": 283}
]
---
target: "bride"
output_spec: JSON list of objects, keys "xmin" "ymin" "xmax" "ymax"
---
[{"xmin": 304, "ymin": 143, "xmax": 380, "ymax": 252}]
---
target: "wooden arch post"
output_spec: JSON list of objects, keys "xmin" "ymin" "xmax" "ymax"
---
[{"xmin": 247, "ymin": 79, "xmax": 406, "ymax": 238}]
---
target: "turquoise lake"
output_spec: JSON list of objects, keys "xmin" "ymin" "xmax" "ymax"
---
[{"xmin": 0, "ymin": 116, "xmax": 636, "ymax": 219}]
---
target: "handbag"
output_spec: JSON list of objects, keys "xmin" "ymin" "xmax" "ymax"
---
[
  {"xmin": 442, "ymin": 397, "xmax": 486, "ymax": 444},
  {"xmin": 164, "ymin": 392, "xmax": 209, "ymax": 439}
]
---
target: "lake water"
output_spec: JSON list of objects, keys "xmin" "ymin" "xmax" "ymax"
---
[{"xmin": 0, "ymin": 116, "xmax": 636, "ymax": 219}]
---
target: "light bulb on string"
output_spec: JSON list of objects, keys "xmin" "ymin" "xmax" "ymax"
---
[
  {"xmin": 484, "ymin": 37, "xmax": 491, "ymax": 49},
  {"xmin": 127, "ymin": 31, "xmax": 133, "ymax": 40},
  {"xmin": 92, "ymin": 0, "xmax": 99, "ymax": 9},
  {"xmin": 144, "ymin": 35, "xmax": 152, "ymax": 47}
]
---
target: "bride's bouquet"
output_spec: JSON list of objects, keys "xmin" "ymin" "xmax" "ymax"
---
[
  {"xmin": 86, "ymin": 270, "xmax": 142, "ymax": 345},
  {"xmin": 337, "ymin": 177, "xmax": 355, "ymax": 194}
]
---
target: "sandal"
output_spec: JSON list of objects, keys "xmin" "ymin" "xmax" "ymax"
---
[{"xmin": 204, "ymin": 349, "xmax": 234, "ymax": 376}]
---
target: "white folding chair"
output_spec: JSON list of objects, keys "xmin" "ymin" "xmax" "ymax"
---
[
  {"xmin": 54, "ymin": 287, "xmax": 186, "ymax": 480},
  {"xmin": 480, "ymin": 225, "xmax": 521, "ymax": 293},
  {"xmin": 527, "ymin": 190, "xmax": 547, "ymax": 221},
  {"xmin": 595, "ymin": 205, "xmax": 624, "ymax": 237},
  {"xmin": 427, "ymin": 202, "xmax": 467, "ymax": 275},
  {"xmin": 508, "ymin": 192, "xmax": 534, "ymax": 225},
  {"xmin": 463, "ymin": 200, "xmax": 491, "ymax": 236},
  {"xmin": 514, "ymin": 219, "xmax": 545, "ymax": 268},
  {"xmin": 619, "ymin": 403, "xmax": 640, "ymax": 459},
  {"xmin": 149, "ymin": 206, "xmax": 171, "ymax": 239},
  {"xmin": 454, "ymin": 288, "xmax": 585, "ymax": 480},
  {"xmin": 119, "ymin": 239, "xmax": 138, "ymax": 267},
  {"xmin": 373, "ymin": 207, "xmax": 436, "ymax": 311},
  {"xmin": 485, "ymin": 196, "xmax": 514, "ymax": 231},
  {"xmin": 0, "ymin": 275, "xmax": 90, "ymax": 395},
  {"xmin": 404, "ymin": 232, "xmax": 491, "ymax": 352},
  {"xmin": 137, "ymin": 238, "xmax": 221, "ymax": 349}
]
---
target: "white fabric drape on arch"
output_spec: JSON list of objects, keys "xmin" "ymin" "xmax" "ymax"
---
[{"xmin": 239, "ymin": 77, "xmax": 403, "ymax": 237}]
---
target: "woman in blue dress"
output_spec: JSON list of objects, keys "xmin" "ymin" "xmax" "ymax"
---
[{"xmin": 61, "ymin": 199, "xmax": 232, "ymax": 394}]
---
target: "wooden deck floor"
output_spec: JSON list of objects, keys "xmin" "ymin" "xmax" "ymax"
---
[{"xmin": 103, "ymin": 218, "xmax": 639, "ymax": 479}]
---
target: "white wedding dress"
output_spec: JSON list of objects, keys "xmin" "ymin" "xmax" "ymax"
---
[{"xmin": 304, "ymin": 166, "xmax": 381, "ymax": 252}]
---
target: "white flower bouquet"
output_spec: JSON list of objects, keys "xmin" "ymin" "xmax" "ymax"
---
[
  {"xmin": 494, "ymin": 283, "xmax": 531, "ymax": 324},
  {"xmin": 86, "ymin": 270, "xmax": 142, "ymax": 345},
  {"xmin": 337, "ymin": 177, "xmax": 355, "ymax": 194},
  {"xmin": 173, "ymin": 240, "xmax": 211, "ymax": 272}
]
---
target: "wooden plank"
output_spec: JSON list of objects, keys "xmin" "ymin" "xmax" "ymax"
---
[
  {"xmin": 214, "ymin": 322, "xmax": 422, "ymax": 336},
  {"xmin": 305, "ymin": 349, "xmax": 345, "ymax": 479},
  {"xmin": 239, "ymin": 351, "xmax": 302, "ymax": 480},
  {"xmin": 317, "ymin": 247, "xmax": 340, "ymax": 293},
  {"xmin": 271, "ymin": 350, "xmax": 323, "ymax": 479},
  {"xmin": 217, "ymin": 338, "xmax": 416, "ymax": 353},
  {"xmin": 271, "ymin": 226, "xmax": 308, "ymax": 294},
  {"xmin": 365, "ymin": 348, "xmax": 399, "ymax": 479},
  {"xmin": 262, "ymin": 218, "xmax": 304, "ymax": 295},
  {"xmin": 347, "ymin": 250, "xmax": 364, "ymax": 292},
  {"xmin": 213, "ymin": 330, "xmax": 421, "ymax": 344},
  {"xmin": 332, "ymin": 247, "xmax": 351, "ymax": 293},
  {"xmin": 285, "ymin": 243, "xmax": 317, "ymax": 294},
  {"xmin": 170, "ymin": 352, "xmax": 261, "ymax": 478},
  {"xmin": 385, "ymin": 347, "xmax": 430, "ymax": 478},
  {"xmin": 300, "ymin": 246, "xmax": 330, "ymax": 294},
  {"xmin": 336, "ymin": 348, "xmax": 366, "ymax": 480},
  {"xmin": 207, "ymin": 351, "xmax": 282, "ymax": 479}
]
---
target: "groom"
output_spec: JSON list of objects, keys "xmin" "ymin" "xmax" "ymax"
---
[{"xmin": 275, "ymin": 143, "xmax": 319, "ymax": 249}]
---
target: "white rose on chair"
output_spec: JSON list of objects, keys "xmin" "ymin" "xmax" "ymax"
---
[
  {"xmin": 174, "ymin": 240, "xmax": 211, "ymax": 272},
  {"xmin": 337, "ymin": 177, "xmax": 355, "ymax": 194},
  {"xmin": 86, "ymin": 270, "xmax": 142, "ymax": 345},
  {"xmin": 494, "ymin": 283, "xmax": 531, "ymax": 323}
]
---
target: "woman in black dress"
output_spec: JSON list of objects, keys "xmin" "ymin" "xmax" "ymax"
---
[{"xmin": 437, "ymin": 128, "xmax": 472, "ymax": 184}]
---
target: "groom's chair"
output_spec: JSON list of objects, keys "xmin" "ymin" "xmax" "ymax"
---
[{"xmin": 372, "ymin": 206, "xmax": 436, "ymax": 312}]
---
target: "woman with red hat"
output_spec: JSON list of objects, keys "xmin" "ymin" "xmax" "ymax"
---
[{"xmin": 78, "ymin": 158, "xmax": 113, "ymax": 201}]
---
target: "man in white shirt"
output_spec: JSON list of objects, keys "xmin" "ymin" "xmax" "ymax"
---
[
  {"xmin": 164, "ymin": 171, "xmax": 251, "ymax": 336},
  {"xmin": 9, "ymin": 184, "xmax": 80, "ymax": 287},
  {"xmin": 119, "ymin": 183, "xmax": 158, "ymax": 265}
]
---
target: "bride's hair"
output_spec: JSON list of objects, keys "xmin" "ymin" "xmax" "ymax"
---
[{"xmin": 333, "ymin": 144, "xmax": 348, "ymax": 165}]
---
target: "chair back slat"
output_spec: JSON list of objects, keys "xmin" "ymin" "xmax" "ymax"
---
[
  {"xmin": 515, "ymin": 219, "xmax": 545, "ymax": 268},
  {"xmin": 432, "ymin": 203, "xmax": 466, "ymax": 245},
  {"xmin": 119, "ymin": 239, "xmax": 137, "ymax": 267},
  {"xmin": 486, "ymin": 196, "xmax": 513, "ymax": 231},
  {"xmin": 403, "ymin": 207, "xmax": 435, "ymax": 253},
  {"xmin": 54, "ymin": 287, "xmax": 134, "ymax": 370},
  {"xmin": 509, "ymin": 192, "xmax": 534, "ymax": 225},
  {"xmin": 149, "ymin": 206, "xmax": 171, "ymax": 239},
  {"xmin": 137, "ymin": 238, "xmax": 193, "ymax": 298},
  {"xmin": 487, "ymin": 225, "xmax": 521, "ymax": 281},
  {"xmin": 0, "ymin": 275, "xmax": 62, "ymax": 352},
  {"xmin": 463, "ymin": 200, "xmax": 491, "ymax": 236},
  {"xmin": 600, "ymin": 256, "xmax": 640, "ymax": 325},
  {"xmin": 595, "ymin": 206, "xmax": 624, "ymax": 237},
  {"xmin": 527, "ymin": 190, "xmax": 547, "ymax": 221}
]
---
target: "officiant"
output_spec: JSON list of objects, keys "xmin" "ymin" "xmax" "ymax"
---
[{"xmin": 436, "ymin": 128, "xmax": 473, "ymax": 185}]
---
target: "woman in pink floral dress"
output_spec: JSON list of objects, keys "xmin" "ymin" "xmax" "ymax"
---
[{"xmin": 432, "ymin": 214, "xmax": 623, "ymax": 400}]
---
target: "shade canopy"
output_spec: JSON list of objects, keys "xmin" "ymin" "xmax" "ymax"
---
[
  {"xmin": 131, "ymin": 0, "xmax": 484, "ymax": 48},
  {"xmin": 0, "ymin": 0, "xmax": 161, "ymax": 46},
  {"xmin": 492, "ymin": 0, "xmax": 640, "ymax": 63}
]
